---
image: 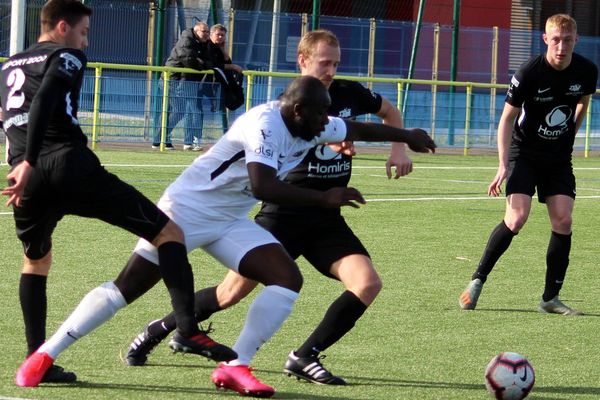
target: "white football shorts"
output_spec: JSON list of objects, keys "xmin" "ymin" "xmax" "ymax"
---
[{"xmin": 133, "ymin": 193, "xmax": 279, "ymax": 272}]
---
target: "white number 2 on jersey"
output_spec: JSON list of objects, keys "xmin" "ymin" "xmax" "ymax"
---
[{"xmin": 5, "ymin": 68, "xmax": 26, "ymax": 110}]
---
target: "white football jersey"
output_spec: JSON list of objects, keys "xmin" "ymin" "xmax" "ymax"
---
[{"xmin": 164, "ymin": 101, "xmax": 347, "ymax": 220}]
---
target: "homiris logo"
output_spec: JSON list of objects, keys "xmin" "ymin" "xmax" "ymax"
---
[
  {"xmin": 545, "ymin": 105, "xmax": 571, "ymax": 127},
  {"xmin": 537, "ymin": 105, "xmax": 571, "ymax": 139},
  {"xmin": 314, "ymin": 145, "xmax": 342, "ymax": 161},
  {"xmin": 308, "ymin": 145, "xmax": 350, "ymax": 176}
]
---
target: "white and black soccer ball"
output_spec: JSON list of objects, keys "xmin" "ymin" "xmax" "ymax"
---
[{"xmin": 484, "ymin": 352, "xmax": 535, "ymax": 400}]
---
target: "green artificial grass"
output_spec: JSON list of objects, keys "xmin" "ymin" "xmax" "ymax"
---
[{"xmin": 1, "ymin": 149, "xmax": 600, "ymax": 399}]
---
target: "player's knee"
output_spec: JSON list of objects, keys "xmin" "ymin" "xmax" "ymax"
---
[
  {"xmin": 22, "ymin": 238, "xmax": 52, "ymax": 263},
  {"xmin": 551, "ymin": 214, "xmax": 572, "ymax": 233},
  {"xmin": 353, "ymin": 275, "xmax": 382, "ymax": 304},
  {"xmin": 368, "ymin": 275, "xmax": 383, "ymax": 297},
  {"xmin": 218, "ymin": 286, "xmax": 246, "ymax": 308},
  {"xmin": 505, "ymin": 215, "xmax": 527, "ymax": 232},
  {"xmin": 276, "ymin": 266, "xmax": 303, "ymax": 293},
  {"xmin": 154, "ymin": 220, "xmax": 185, "ymax": 246},
  {"xmin": 22, "ymin": 251, "xmax": 52, "ymax": 275}
]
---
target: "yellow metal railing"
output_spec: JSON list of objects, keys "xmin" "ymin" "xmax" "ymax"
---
[
  {"xmin": 86, "ymin": 63, "xmax": 600, "ymax": 156},
  {"xmin": 2, "ymin": 57, "xmax": 599, "ymax": 156}
]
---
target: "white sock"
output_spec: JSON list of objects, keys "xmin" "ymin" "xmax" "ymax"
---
[
  {"xmin": 227, "ymin": 285, "xmax": 298, "ymax": 366},
  {"xmin": 38, "ymin": 281, "xmax": 127, "ymax": 359}
]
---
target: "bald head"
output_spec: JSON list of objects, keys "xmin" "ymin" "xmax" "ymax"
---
[
  {"xmin": 280, "ymin": 76, "xmax": 330, "ymax": 109},
  {"xmin": 279, "ymin": 76, "xmax": 332, "ymax": 141}
]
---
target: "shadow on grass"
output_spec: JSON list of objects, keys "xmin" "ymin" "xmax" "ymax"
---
[
  {"xmin": 30, "ymin": 366, "xmax": 600, "ymax": 399},
  {"xmin": 336, "ymin": 375, "xmax": 600, "ymax": 398},
  {"xmin": 91, "ymin": 362, "xmax": 341, "ymax": 399},
  {"xmin": 361, "ymin": 191, "xmax": 486, "ymax": 197},
  {"xmin": 476, "ymin": 308, "xmax": 600, "ymax": 317},
  {"xmin": 61, "ymin": 380, "xmax": 337, "ymax": 399}
]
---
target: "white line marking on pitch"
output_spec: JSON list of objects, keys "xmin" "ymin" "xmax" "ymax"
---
[
  {"xmin": 0, "ymin": 396, "xmax": 35, "ymax": 400},
  {"xmin": 365, "ymin": 195, "xmax": 600, "ymax": 202},
  {"xmin": 98, "ymin": 163, "xmax": 600, "ymax": 171}
]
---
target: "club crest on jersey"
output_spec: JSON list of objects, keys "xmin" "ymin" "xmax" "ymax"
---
[
  {"xmin": 566, "ymin": 83, "xmax": 584, "ymax": 96},
  {"xmin": 59, "ymin": 52, "xmax": 82, "ymax": 76},
  {"xmin": 538, "ymin": 105, "xmax": 571, "ymax": 139},
  {"xmin": 569, "ymin": 84, "xmax": 581, "ymax": 92},
  {"xmin": 337, "ymin": 108, "xmax": 352, "ymax": 118},
  {"xmin": 260, "ymin": 129, "xmax": 272, "ymax": 139}
]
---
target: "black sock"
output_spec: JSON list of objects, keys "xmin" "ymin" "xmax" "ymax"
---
[
  {"xmin": 156, "ymin": 242, "xmax": 198, "ymax": 337},
  {"xmin": 194, "ymin": 285, "xmax": 221, "ymax": 322},
  {"xmin": 472, "ymin": 221, "xmax": 516, "ymax": 283},
  {"xmin": 19, "ymin": 274, "xmax": 47, "ymax": 356},
  {"xmin": 542, "ymin": 231, "xmax": 571, "ymax": 302},
  {"xmin": 296, "ymin": 291, "xmax": 367, "ymax": 358},
  {"xmin": 148, "ymin": 286, "xmax": 221, "ymax": 337}
]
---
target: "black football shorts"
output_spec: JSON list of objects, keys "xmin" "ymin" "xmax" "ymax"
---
[
  {"xmin": 12, "ymin": 146, "xmax": 169, "ymax": 259},
  {"xmin": 255, "ymin": 212, "xmax": 370, "ymax": 279},
  {"xmin": 505, "ymin": 157, "xmax": 576, "ymax": 203}
]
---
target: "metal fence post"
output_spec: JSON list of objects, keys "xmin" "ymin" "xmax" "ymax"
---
[
  {"xmin": 159, "ymin": 71, "xmax": 171, "ymax": 151},
  {"xmin": 91, "ymin": 66, "xmax": 102, "ymax": 150},
  {"xmin": 464, "ymin": 83, "xmax": 472, "ymax": 156}
]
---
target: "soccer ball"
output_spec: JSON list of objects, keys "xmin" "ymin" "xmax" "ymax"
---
[{"xmin": 484, "ymin": 352, "xmax": 535, "ymax": 400}]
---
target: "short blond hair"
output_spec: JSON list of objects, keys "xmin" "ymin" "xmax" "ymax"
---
[
  {"xmin": 211, "ymin": 23, "xmax": 227, "ymax": 34},
  {"xmin": 545, "ymin": 14, "xmax": 577, "ymax": 34},
  {"xmin": 297, "ymin": 29, "xmax": 339, "ymax": 59}
]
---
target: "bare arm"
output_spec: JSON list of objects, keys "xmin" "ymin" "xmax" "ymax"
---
[
  {"xmin": 574, "ymin": 94, "xmax": 592, "ymax": 133},
  {"xmin": 248, "ymin": 162, "xmax": 365, "ymax": 209},
  {"xmin": 376, "ymin": 97, "xmax": 412, "ymax": 179},
  {"xmin": 488, "ymin": 103, "xmax": 520, "ymax": 196},
  {"xmin": 343, "ymin": 119, "xmax": 436, "ymax": 153}
]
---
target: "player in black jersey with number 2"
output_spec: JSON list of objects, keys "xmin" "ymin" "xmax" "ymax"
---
[
  {"xmin": 459, "ymin": 14, "xmax": 598, "ymax": 314},
  {"xmin": 1, "ymin": 0, "xmax": 234, "ymax": 388},
  {"xmin": 124, "ymin": 29, "xmax": 425, "ymax": 393}
]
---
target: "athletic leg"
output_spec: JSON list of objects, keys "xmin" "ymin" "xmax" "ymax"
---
[
  {"xmin": 210, "ymin": 238, "xmax": 302, "ymax": 398},
  {"xmin": 19, "ymin": 253, "xmax": 52, "ymax": 356},
  {"xmin": 285, "ymin": 254, "xmax": 377, "ymax": 385},
  {"xmin": 459, "ymin": 193, "xmax": 531, "ymax": 310},
  {"xmin": 125, "ymin": 269, "xmax": 257, "ymax": 366},
  {"xmin": 538, "ymin": 195, "xmax": 580, "ymax": 315},
  {"xmin": 544, "ymin": 194, "xmax": 573, "ymax": 300},
  {"xmin": 296, "ymin": 254, "xmax": 378, "ymax": 357},
  {"xmin": 153, "ymin": 269, "xmax": 257, "ymax": 334},
  {"xmin": 227, "ymin": 243, "xmax": 302, "ymax": 365}
]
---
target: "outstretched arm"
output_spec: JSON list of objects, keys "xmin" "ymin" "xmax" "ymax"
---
[
  {"xmin": 343, "ymin": 119, "xmax": 436, "ymax": 153},
  {"xmin": 248, "ymin": 162, "xmax": 365, "ymax": 209}
]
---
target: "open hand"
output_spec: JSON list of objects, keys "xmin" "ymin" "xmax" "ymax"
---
[
  {"xmin": 322, "ymin": 187, "xmax": 366, "ymax": 208},
  {"xmin": 2, "ymin": 161, "xmax": 33, "ymax": 207},
  {"xmin": 406, "ymin": 128, "xmax": 436, "ymax": 153}
]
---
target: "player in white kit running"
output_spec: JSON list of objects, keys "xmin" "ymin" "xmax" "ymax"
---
[{"xmin": 31, "ymin": 76, "xmax": 435, "ymax": 395}]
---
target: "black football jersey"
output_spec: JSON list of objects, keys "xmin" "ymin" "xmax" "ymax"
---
[
  {"xmin": 0, "ymin": 41, "xmax": 87, "ymax": 165},
  {"xmin": 259, "ymin": 79, "xmax": 383, "ymax": 217},
  {"xmin": 506, "ymin": 53, "xmax": 598, "ymax": 163}
]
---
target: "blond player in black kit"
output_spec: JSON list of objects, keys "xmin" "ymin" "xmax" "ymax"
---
[
  {"xmin": 459, "ymin": 14, "xmax": 598, "ymax": 314},
  {"xmin": 124, "ymin": 29, "xmax": 424, "ymax": 395},
  {"xmin": 1, "ymin": 0, "xmax": 234, "ymax": 388}
]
